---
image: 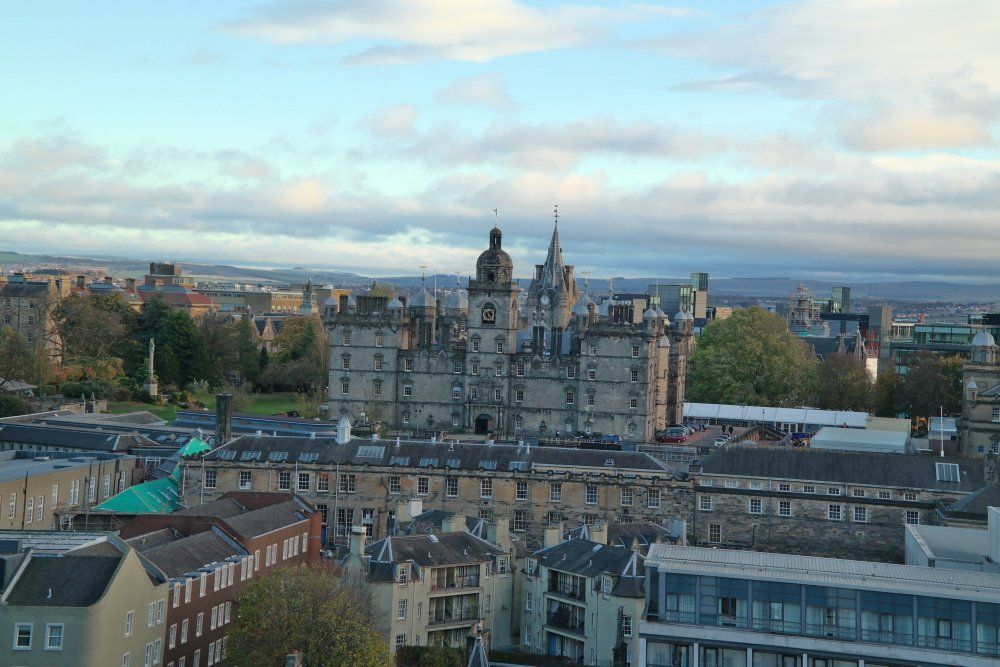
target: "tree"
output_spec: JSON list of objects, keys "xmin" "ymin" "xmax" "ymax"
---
[
  {"xmin": 872, "ymin": 367, "xmax": 902, "ymax": 417},
  {"xmin": 0, "ymin": 395, "xmax": 30, "ymax": 418},
  {"xmin": 260, "ymin": 316, "xmax": 328, "ymax": 391},
  {"xmin": 687, "ymin": 307, "xmax": 817, "ymax": 406},
  {"xmin": 228, "ymin": 563, "xmax": 391, "ymax": 667},
  {"xmin": 0, "ymin": 326, "xmax": 42, "ymax": 383},
  {"xmin": 815, "ymin": 352, "xmax": 872, "ymax": 411},
  {"xmin": 898, "ymin": 352, "xmax": 964, "ymax": 417},
  {"xmin": 53, "ymin": 293, "xmax": 134, "ymax": 361}
]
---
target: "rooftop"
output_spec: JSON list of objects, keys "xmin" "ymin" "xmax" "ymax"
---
[
  {"xmin": 129, "ymin": 527, "xmax": 247, "ymax": 578},
  {"xmin": 698, "ymin": 446, "xmax": 984, "ymax": 492},
  {"xmin": 0, "ymin": 451, "xmax": 131, "ymax": 484},
  {"xmin": 366, "ymin": 531, "xmax": 504, "ymax": 567},
  {"xmin": 646, "ymin": 544, "xmax": 1000, "ymax": 603},
  {"xmin": 684, "ymin": 402, "xmax": 868, "ymax": 428}
]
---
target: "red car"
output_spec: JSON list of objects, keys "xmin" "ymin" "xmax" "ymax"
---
[{"xmin": 656, "ymin": 427, "xmax": 687, "ymax": 443}]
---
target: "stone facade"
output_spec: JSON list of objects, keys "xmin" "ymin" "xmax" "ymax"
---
[
  {"xmin": 324, "ymin": 225, "xmax": 694, "ymax": 442},
  {"xmin": 958, "ymin": 332, "xmax": 1000, "ymax": 458}
]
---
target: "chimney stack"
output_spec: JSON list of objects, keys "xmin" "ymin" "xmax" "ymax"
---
[
  {"xmin": 589, "ymin": 522, "xmax": 608, "ymax": 546},
  {"xmin": 215, "ymin": 393, "xmax": 233, "ymax": 445},
  {"xmin": 350, "ymin": 525, "xmax": 367, "ymax": 558},
  {"xmin": 336, "ymin": 416, "xmax": 352, "ymax": 445},
  {"xmin": 543, "ymin": 525, "xmax": 562, "ymax": 548},
  {"xmin": 441, "ymin": 514, "xmax": 461, "ymax": 534},
  {"xmin": 126, "ymin": 277, "xmax": 136, "ymax": 290},
  {"xmin": 104, "ymin": 276, "xmax": 113, "ymax": 284},
  {"xmin": 76, "ymin": 275, "xmax": 86, "ymax": 289}
]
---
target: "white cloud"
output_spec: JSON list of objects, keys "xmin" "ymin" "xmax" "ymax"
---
[
  {"xmin": 366, "ymin": 104, "xmax": 419, "ymax": 139},
  {"xmin": 437, "ymin": 73, "xmax": 515, "ymax": 111},
  {"xmin": 223, "ymin": 0, "xmax": 616, "ymax": 64}
]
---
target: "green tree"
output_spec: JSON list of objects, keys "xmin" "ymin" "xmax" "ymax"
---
[
  {"xmin": 53, "ymin": 293, "xmax": 135, "ymax": 361},
  {"xmin": 0, "ymin": 395, "xmax": 31, "ymax": 418},
  {"xmin": 872, "ymin": 367, "xmax": 902, "ymax": 417},
  {"xmin": 260, "ymin": 316, "xmax": 328, "ymax": 391},
  {"xmin": 687, "ymin": 307, "xmax": 817, "ymax": 406},
  {"xmin": 228, "ymin": 563, "xmax": 390, "ymax": 667},
  {"xmin": 815, "ymin": 352, "xmax": 872, "ymax": 411},
  {"xmin": 0, "ymin": 326, "xmax": 42, "ymax": 383},
  {"xmin": 898, "ymin": 352, "xmax": 964, "ymax": 417}
]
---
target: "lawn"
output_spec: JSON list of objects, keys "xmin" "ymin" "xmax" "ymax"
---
[
  {"xmin": 106, "ymin": 401, "xmax": 178, "ymax": 421},
  {"xmin": 106, "ymin": 392, "xmax": 301, "ymax": 423}
]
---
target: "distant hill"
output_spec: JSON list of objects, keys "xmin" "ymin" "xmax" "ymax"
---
[{"xmin": 2, "ymin": 251, "xmax": 997, "ymax": 303}]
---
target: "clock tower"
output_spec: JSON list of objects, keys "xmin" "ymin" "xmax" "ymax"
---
[{"xmin": 525, "ymin": 219, "xmax": 578, "ymax": 355}]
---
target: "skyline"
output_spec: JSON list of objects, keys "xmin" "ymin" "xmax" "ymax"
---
[{"xmin": 2, "ymin": 0, "xmax": 999, "ymax": 282}]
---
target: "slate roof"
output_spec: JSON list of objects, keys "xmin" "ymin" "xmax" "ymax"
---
[
  {"xmin": 6, "ymin": 554, "xmax": 122, "ymax": 607},
  {"xmin": 609, "ymin": 522, "xmax": 677, "ymax": 552},
  {"xmin": 224, "ymin": 499, "xmax": 312, "ymax": 539},
  {"xmin": 206, "ymin": 434, "xmax": 675, "ymax": 475},
  {"xmin": 0, "ymin": 282, "xmax": 49, "ymax": 297},
  {"xmin": 390, "ymin": 509, "xmax": 485, "ymax": 538},
  {"xmin": 943, "ymin": 483, "xmax": 1000, "ymax": 519},
  {"xmin": 173, "ymin": 497, "xmax": 246, "ymax": 519},
  {"xmin": 0, "ymin": 451, "xmax": 129, "ymax": 485},
  {"xmin": 0, "ymin": 423, "xmax": 154, "ymax": 451},
  {"xmin": 698, "ymin": 446, "xmax": 984, "ymax": 492},
  {"xmin": 130, "ymin": 528, "xmax": 246, "ymax": 578},
  {"xmin": 534, "ymin": 538, "xmax": 642, "ymax": 583},
  {"xmin": 366, "ymin": 531, "xmax": 503, "ymax": 568}
]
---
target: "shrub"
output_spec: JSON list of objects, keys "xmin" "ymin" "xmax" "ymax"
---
[{"xmin": 396, "ymin": 646, "xmax": 464, "ymax": 667}]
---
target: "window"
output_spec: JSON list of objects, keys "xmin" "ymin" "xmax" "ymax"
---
[
  {"xmin": 585, "ymin": 484, "xmax": 598, "ymax": 505},
  {"xmin": 993, "ymin": 406, "xmax": 1000, "ymax": 423},
  {"xmin": 526, "ymin": 591, "xmax": 534, "ymax": 611},
  {"xmin": 451, "ymin": 386, "xmax": 461, "ymax": 400},
  {"xmin": 403, "ymin": 384, "xmax": 412, "ymax": 397},
  {"xmin": 123, "ymin": 653, "xmax": 131, "ymax": 667},
  {"xmin": 549, "ymin": 482, "xmax": 562, "ymax": 502},
  {"xmin": 602, "ymin": 576, "xmax": 613, "ymax": 595},
  {"xmin": 778, "ymin": 500, "xmax": 791, "ymax": 516},
  {"xmin": 125, "ymin": 610, "xmax": 134, "ymax": 637},
  {"xmin": 631, "ymin": 345, "xmax": 640, "ymax": 358},
  {"xmin": 471, "ymin": 337, "xmax": 480, "ymax": 353},
  {"xmin": 25, "ymin": 497, "xmax": 33, "ymax": 524},
  {"xmin": 342, "ymin": 331, "xmax": 351, "ymax": 345},
  {"xmin": 778, "ymin": 483, "xmax": 791, "ymax": 492},
  {"xmin": 496, "ymin": 340, "xmax": 505, "ymax": 353},
  {"xmin": 828, "ymin": 504, "xmax": 842, "ymax": 521},
  {"xmin": 749, "ymin": 498, "xmax": 763, "ymax": 514},
  {"xmin": 515, "ymin": 414, "xmax": 524, "ymax": 429},
  {"xmin": 341, "ymin": 380, "xmax": 350, "ymax": 395},
  {"xmin": 169, "ymin": 624, "xmax": 177, "ymax": 649},
  {"xmin": 156, "ymin": 599, "xmax": 164, "ymax": 624},
  {"xmin": 699, "ymin": 496, "xmax": 713, "ymax": 511},
  {"xmin": 515, "ymin": 389, "xmax": 524, "ymax": 402},
  {"xmin": 803, "ymin": 485, "xmax": 816, "ymax": 494},
  {"xmin": 88, "ymin": 478, "xmax": 96, "ymax": 503},
  {"xmin": 708, "ymin": 523, "xmax": 722, "ymax": 543},
  {"xmin": 629, "ymin": 397, "xmax": 638, "ymax": 409},
  {"xmin": 339, "ymin": 473, "xmax": 356, "ymax": 493},
  {"xmin": 181, "ymin": 619, "xmax": 188, "ymax": 643},
  {"xmin": 494, "ymin": 388, "xmax": 502, "ymax": 401},
  {"xmin": 567, "ymin": 366, "xmax": 576, "ymax": 379},
  {"xmin": 587, "ymin": 368, "xmax": 596, "ymax": 381},
  {"xmin": 904, "ymin": 492, "xmax": 917, "ymax": 501},
  {"xmin": 446, "ymin": 477, "xmax": 459, "ymax": 497},
  {"xmin": 513, "ymin": 510, "xmax": 529, "ymax": 532},
  {"xmin": 147, "ymin": 601, "xmax": 156, "ymax": 628},
  {"xmin": 375, "ymin": 333, "xmax": 383, "ymax": 348},
  {"xmin": 588, "ymin": 343, "xmax": 597, "ymax": 356},
  {"xmin": 297, "ymin": 472, "xmax": 310, "ymax": 491},
  {"xmin": 374, "ymin": 356, "xmax": 383, "ymax": 371},
  {"xmin": 14, "ymin": 623, "xmax": 32, "ymax": 649},
  {"xmin": 397, "ymin": 599, "xmax": 407, "ymax": 620},
  {"xmin": 854, "ymin": 506, "xmax": 868, "ymax": 523},
  {"xmin": 397, "ymin": 565, "xmax": 409, "ymax": 584},
  {"xmin": 630, "ymin": 368, "xmax": 639, "ymax": 382},
  {"xmin": 827, "ymin": 487, "xmax": 842, "ymax": 496},
  {"xmin": 238, "ymin": 471, "xmax": 252, "ymax": 490},
  {"xmin": 481, "ymin": 478, "xmax": 493, "ymax": 498},
  {"xmin": 277, "ymin": 471, "xmax": 291, "ymax": 490},
  {"xmin": 878, "ymin": 490, "xmax": 892, "ymax": 499},
  {"xmin": 648, "ymin": 488, "xmax": 661, "ymax": 508},
  {"xmin": 8, "ymin": 493, "xmax": 14, "ymax": 519},
  {"xmin": 388, "ymin": 476, "xmax": 400, "ymax": 494},
  {"xmin": 621, "ymin": 487, "xmax": 633, "ymax": 507},
  {"xmin": 342, "ymin": 355, "xmax": 351, "ymax": 370},
  {"xmin": 404, "ymin": 358, "xmax": 413, "ymax": 372},
  {"xmin": 103, "ymin": 474, "xmax": 111, "ymax": 497},
  {"xmin": 725, "ymin": 479, "xmax": 738, "ymax": 488},
  {"xmin": 586, "ymin": 392, "xmax": 595, "ymax": 406},
  {"xmin": 516, "ymin": 362, "xmax": 525, "ymax": 377},
  {"xmin": 471, "ymin": 361, "xmax": 479, "ymax": 375},
  {"xmin": 906, "ymin": 510, "xmax": 920, "ymax": 525},
  {"xmin": 395, "ymin": 634, "xmax": 406, "ymax": 650},
  {"xmin": 516, "ymin": 480, "xmax": 528, "ymax": 501},
  {"xmin": 417, "ymin": 477, "xmax": 429, "ymax": 495},
  {"xmin": 565, "ymin": 391, "xmax": 575, "ymax": 405},
  {"xmin": 622, "ymin": 615, "xmax": 633, "ymax": 637},
  {"xmin": 852, "ymin": 489, "xmax": 865, "ymax": 497},
  {"xmin": 453, "ymin": 361, "xmax": 463, "ymax": 373},
  {"xmin": 494, "ymin": 362, "xmax": 503, "ymax": 377},
  {"xmin": 196, "ymin": 612, "xmax": 204, "ymax": 637}
]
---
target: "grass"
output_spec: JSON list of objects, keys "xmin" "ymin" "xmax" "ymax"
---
[
  {"xmin": 107, "ymin": 392, "xmax": 300, "ymax": 422},
  {"xmin": 106, "ymin": 401, "xmax": 178, "ymax": 421}
]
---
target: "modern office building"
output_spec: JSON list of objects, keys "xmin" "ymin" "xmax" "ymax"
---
[{"xmin": 640, "ymin": 544, "xmax": 1000, "ymax": 667}]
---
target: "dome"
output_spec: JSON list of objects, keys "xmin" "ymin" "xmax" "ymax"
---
[
  {"xmin": 323, "ymin": 297, "xmax": 337, "ymax": 307},
  {"xmin": 445, "ymin": 286, "xmax": 468, "ymax": 310},
  {"xmin": 966, "ymin": 377, "xmax": 978, "ymax": 390},
  {"xmin": 572, "ymin": 292, "xmax": 595, "ymax": 315},
  {"xmin": 675, "ymin": 310, "xmax": 694, "ymax": 321},
  {"xmin": 387, "ymin": 296, "xmax": 404, "ymax": 310},
  {"xmin": 972, "ymin": 330, "xmax": 996, "ymax": 347},
  {"xmin": 409, "ymin": 285, "xmax": 435, "ymax": 308},
  {"xmin": 346, "ymin": 293, "xmax": 357, "ymax": 306},
  {"xmin": 476, "ymin": 227, "xmax": 514, "ymax": 283},
  {"xmin": 642, "ymin": 307, "xmax": 658, "ymax": 320},
  {"xmin": 598, "ymin": 298, "xmax": 611, "ymax": 317}
]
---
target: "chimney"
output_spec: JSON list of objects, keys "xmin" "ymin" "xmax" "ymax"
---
[
  {"xmin": 350, "ymin": 525, "xmax": 367, "ymax": 558},
  {"xmin": 543, "ymin": 525, "xmax": 562, "ymax": 548},
  {"xmin": 667, "ymin": 517, "xmax": 688, "ymax": 545},
  {"xmin": 989, "ymin": 507, "xmax": 1000, "ymax": 565},
  {"xmin": 408, "ymin": 497, "xmax": 423, "ymax": 520},
  {"xmin": 441, "ymin": 515, "xmax": 461, "ymax": 533},
  {"xmin": 336, "ymin": 416, "xmax": 352, "ymax": 444},
  {"xmin": 126, "ymin": 277, "xmax": 136, "ymax": 290},
  {"xmin": 76, "ymin": 275, "xmax": 86, "ymax": 289},
  {"xmin": 589, "ymin": 522, "xmax": 608, "ymax": 546},
  {"xmin": 104, "ymin": 276, "xmax": 113, "ymax": 284},
  {"xmin": 488, "ymin": 519, "xmax": 512, "ymax": 551},
  {"xmin": 215, "ymin": 393, "xmax": 233, "ymax": 445}
]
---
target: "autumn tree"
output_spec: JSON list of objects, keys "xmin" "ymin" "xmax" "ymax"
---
[
  {"xmin": 687, "ymin": 307, "xmax": 817, "ymax": 406},
  {"xmin": 228, "ymin": 562, "xmax": 390, "ymax": 667},
  {"xmin": 898, "ymin": 352, "xmax": 964, "ymax": 417},
  {"xmin": 872, "ymin": 367, "xmax": 902, "ymax": 417},
  {"xmin": 53, "ymin": 292, "xmax": 136, "ymax": 361},
  {"xmin": 259, "ymin": 316, "xmax": 328, "ymax": 391},
  {"xmin": 815, "ymin": 352, "xmax": 872, "ymax": 411},
  {"xmin": 0, "ymin": 326, "xmax": 43, "ymax": 383}
]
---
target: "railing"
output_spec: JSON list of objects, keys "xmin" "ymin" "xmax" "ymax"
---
[
  {"xmin": 659, "ymin": 610, "xmax": 697, "ymax": 624},
  {"xmin": 430, "ymin": 576, "xmax": 480, "ymax": 591},
  {"xmin": 805, "ymin": 623, "xmax": 856, "ymax": 640},
  {"xmin": 548, "ymin": 581, "xmax": 586, "ymax": 602},
  {"xmin": 917, "ymin": 636, "xmax": 972, "ymax": 652},
  {"xmin": 752, "ymin": 619, "xmax": 801, "ymax": 634},
  {"xmin": 428, "ymin": 606, "xmax": 480, "ymax": 626},
  {"xmin": 861, "ymin": 629, "xmax": 913, "ymax": 645},
  {"xmin": 547, "ymin": 612, "xmax": 586, "ymax": 635}
]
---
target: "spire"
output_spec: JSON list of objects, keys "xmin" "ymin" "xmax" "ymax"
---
[{"xmin": 540, "ymin": 219, "xmax": 566, "ymax": 290}]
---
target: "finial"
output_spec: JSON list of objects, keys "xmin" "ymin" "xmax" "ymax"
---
[
  {"xmin": 553, "ymin": 204, "xmax": 559, "ymax": 227},
  {"xmin": 419, "ymin": 265, "xmax": 428, "ymax": 283},
  {"xmin": 492, "ymin": 208, "xmax": 499, "ymax": 229},
  {"xmin": 582, "ymin": 270, "xmax": 590, "ymax": 292}
]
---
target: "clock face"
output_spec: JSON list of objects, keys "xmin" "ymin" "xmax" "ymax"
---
[
  {"xmin": 482, "ymin": 306, "xmax": 496, "ymax": 323},
  {"xmin": 540, "ymin": 295, "xmax": 550, "ymax": 306}
]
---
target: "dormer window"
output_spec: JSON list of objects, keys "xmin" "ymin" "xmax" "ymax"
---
[
  {"xmin": 602, "ymin": 576, "xmax": 613, "ymax": 595},
  {"xmin": 397, "ymin": 565, "xmax": 409, "ymax": 585}
]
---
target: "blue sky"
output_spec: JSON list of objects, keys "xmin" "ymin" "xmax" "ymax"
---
[{"xmin": 2, "ymin": 0, "xmax": 998, "ymax": 282}]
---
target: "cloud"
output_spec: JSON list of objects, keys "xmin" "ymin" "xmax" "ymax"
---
[
  {"xmin": 662, "ymin": 0, "xmax": 1000, "ymax": 151},
  {"xmin": 436, "ymin": 73, "xmax": 515, "ymax": 111},
  {"xmin": 222, "ymin": 0, "xmax": 616, "ymax": 64},
  {"xmin": 366, "ymin": 104, "xmax": 419, "ymax": 139}
]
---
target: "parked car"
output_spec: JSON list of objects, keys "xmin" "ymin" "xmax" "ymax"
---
[
  {"xmin": 601, "ymin": 434, "xmax": 622, "ymax": 445},
  {"xmin": 656, "ymin": 427, "xmax": 688, "ymax": 443},
  {"xmin": 713, "ymin": 437, "xmax": 729, "ymax": 446}
]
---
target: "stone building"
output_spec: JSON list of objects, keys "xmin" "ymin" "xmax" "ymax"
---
[
  {"xmin": 689, "ymin": 446, "xmax": 989, "ymax": 562},
  {"xmin": 0, "ymin": 274, "xmax": 65, "ymax": 358},
  {"xmin": 324, "ymin": 224, "xmax": 694, "ymax": 442},
  {"xmin": 177, "ymin": 429, "xmax": 690, "ymax": 551},
  {"xmin": 958, "ymin": 330, "xmax": 1000, "ymax": 457}
]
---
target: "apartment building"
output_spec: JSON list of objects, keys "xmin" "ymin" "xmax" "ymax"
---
[
  {"xmin": 117, "ymin": 492, "xmax": 322, "ymax": 667},
  {"xmin": 640, "ymin": 544, "xmax": 1000, "ymax": 667},
  {"xmin": 0, "ymin": 451, "xmax": 138, "ymax": 530},
  {"xmin": 0, "ymin": 531, "xmax": 168, "ymax": 667},
  {"xmin": 522, "ymin": 525, "xmax": 645, "ymax": 666}
]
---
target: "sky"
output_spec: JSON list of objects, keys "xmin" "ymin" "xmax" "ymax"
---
[{"xmin": 1, "ymin": 0, "xmax": 998, "ymax": 283}]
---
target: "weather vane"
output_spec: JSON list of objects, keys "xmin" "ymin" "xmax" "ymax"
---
[
  {"xmin": 492, "ymin": 208, "xmax": 499, "ymax": 228},
  {"xmin": 419, "ymin": 264, "xmax": 428, "ymax": 283},
  {"xmin": 553, "ymin": 203, "xmax": 559, "ymax": 226}
]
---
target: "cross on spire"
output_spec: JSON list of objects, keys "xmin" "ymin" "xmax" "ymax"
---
[
  {"xmin": 553, "ymin": 203, "xmax": 559, "ymax": 227},
  {"xmin": 492, "ymin": 207, "xmax": 499, "ymax": 229}
]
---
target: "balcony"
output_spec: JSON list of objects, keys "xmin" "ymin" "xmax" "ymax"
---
[
  {"xmin": 548, "ymin": 581, "xmax": 586, "ymax": 603},
  {"xmin": 547, "ymin": 612, "xmax": 586, "ymax": 637},
  {"xmin": 429, "ymin": 576, "xmax": 480, "ymax": 593},
  {"xmin": 428, "ymin": 606, "xmax": 480, "ymax": 628}
]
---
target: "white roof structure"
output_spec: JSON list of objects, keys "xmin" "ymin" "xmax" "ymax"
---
[
  {"xmin": 929, "ymin": 416, "xmax": 958, "ymax": 436},
  {"xmin": 810, "ymin": 426, "xmax": 909, "ymax": 454},
  {"xmin": 683, "ymin": 402, "xmax": 868, "ymax": 429},
  {"xmin": 645, "ymin": 544, "xmax": 1000, "ymax": 602}
]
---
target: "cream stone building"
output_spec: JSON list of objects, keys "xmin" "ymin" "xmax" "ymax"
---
[
  {"xmin": 324, "ymin": 224, "xmax": 694, "ymax": 442},
  {"xmin": 959, "ymin": 331, "xmax": 1000, "ymax": 458}
]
